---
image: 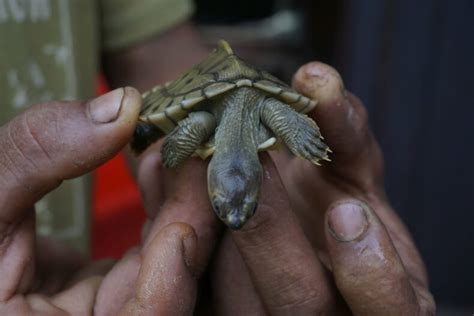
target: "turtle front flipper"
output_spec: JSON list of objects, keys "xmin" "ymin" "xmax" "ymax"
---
[
  {"xmin": 161, "ymin": 111, "xmax": 216, "ymax": 168},
  {"xmin": 260, "ymin": 98, "xmax": 331, "ymax": 165}
]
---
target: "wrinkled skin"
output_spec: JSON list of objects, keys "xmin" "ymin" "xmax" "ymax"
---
[
  {"xmin": 0, "ymin": 87, "xmax": 208, "ymax": 314},
  {"xmin": 0, "ymin": 53, "xmax": 435, "ymax": 314},
  {"xmin": 136, "ymin": 62, "xmax": 436, "ymax": 315}
]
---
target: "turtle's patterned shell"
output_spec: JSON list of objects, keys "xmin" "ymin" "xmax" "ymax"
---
[{"xmin": 139, "ymin": 40, "xmax": 317, "ymax": 134}]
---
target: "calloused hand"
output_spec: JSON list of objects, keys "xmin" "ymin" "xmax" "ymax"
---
[
  {"xmin": 208, "ymin": 63, "xmax": 436, "ymax": 315},
  {"xmin": 0, "ymin": 88, "xmax": 202, "ymax": 315}
]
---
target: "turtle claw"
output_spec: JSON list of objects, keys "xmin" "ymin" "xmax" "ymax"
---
[
  {"xmin": 288, "ymin": 132, "xmax": 330, "ymax": 166},
  {"xmin": 282, "ymin": 115, "xmax": 330, "ymax": 166},
  {"xmin": 259, "ymin": 94, "xmax": 331, "ymax": 166},
  {"xmin": 311, "ymin": 159, "xmax": 322, "ymax": 166}
]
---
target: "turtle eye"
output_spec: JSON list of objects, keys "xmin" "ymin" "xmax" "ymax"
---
[
  {"xmin": 251, "ymin": 203, "xmax": 257, "ymax": 215},
  {"xmin": 212, "ymin": 198, "xmax": 222, "ymax": 216}
]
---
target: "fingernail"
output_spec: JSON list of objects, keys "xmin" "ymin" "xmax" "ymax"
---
[
  {"xmin": 327, "ymin": 201, "xmax": 368, "ymax": 242},
  {"xmin": 182, "ymin": 234, "xmax": 197, "ymax": 276},
  {"xmin": 88, "ymin": 88, "xmax": 124, "ymax": 123}
]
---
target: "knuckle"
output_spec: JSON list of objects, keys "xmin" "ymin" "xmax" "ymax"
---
[
  {"xmin": 270, "ymin": 276, "xmax": 332, "ymax": 312},
  {"xmin": 0, "ymin": 123, "xmax": 38, "ymax": 186},
  {"xmin": 0, "ymin": 105, "xmax": 60, "ymax": 189},
  {"xmin": 20, "ymin": 109, "xmax": 57, "ymax": 166}
]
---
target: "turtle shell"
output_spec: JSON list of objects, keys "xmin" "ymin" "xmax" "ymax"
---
[{"xmin": 137, "ymin": 40, "xmax": 317, "ymax": 157}]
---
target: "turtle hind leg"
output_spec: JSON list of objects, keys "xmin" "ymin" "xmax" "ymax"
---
[
  {"xmin": 131, "ymin": 122, "xmax": 164, "ymax": 154},
  {"xmin": 260, "ymin": 98, "xmax": 330, "ymax": 165},
  {"xmin": 161, "ymin": 111, "xmax": 216, "ymax": 168}
]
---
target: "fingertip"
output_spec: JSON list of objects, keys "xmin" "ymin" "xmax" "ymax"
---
[
  {"xmin": 80, "ymin": 86, "xmax": 141, "ymax": 156},
  {"xmin": 156, "ymin": 222, "xmax": 198, "ymax": 276},
  {"xmin": 87, "ymin": 87, "xmax": 141, "ymax": 126},
  {"xmin": 108, "ymin": 87, "xmax": 142, "ymax": 141},
  {"xmin": 130, "ymin": 223, "xmax": 198, "ymax": 315},
  {"xmin": 292, "ymin": 62, "xmax": 345, "ymax": 106},
  {"xmin": 324, "ymin": 199, "xmax": 389, "ymax": 264},
  {"xmin": 324, "ymin": 200, "xmax": 418, "ymax": 314},
  {"xmin": 292, "ymin": 63, "xmax": 376, "ymax": 174},
  {"xmin": 119, "ymin": 87, "xmax": 142, "ymax": 126},
  {"xmin": 147, "ymin": 222, "xmax": 197, "ymax": 271},
  {"xmin": 0, "ymin": 89, "xmax": 143, "ymax": 219},
  {"xmin": 76, "ymin": 86, "xmax": 142, "ymax": 165}
]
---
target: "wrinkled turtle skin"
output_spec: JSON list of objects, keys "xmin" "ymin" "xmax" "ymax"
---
[{"xmin": 131, "ymin": 40, "xmax": 330, "ymax": 230}]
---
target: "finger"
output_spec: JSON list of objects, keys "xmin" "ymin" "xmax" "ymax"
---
[
  {"xmin": 292, "ymin": 62, "xmax": 383, "ymax": 188},
  {"xmin": 119, "ymin": 223, "xmax": 198, "ymax": 316},
  {"xmin": 0, "ymin": 209, "xmax": 35, "ymax": 301},
  {"xmin": 136, "ymin": 144, "xmax": 165, "ymax": 224},
  {"xmin": 0, "ymin": 87, "xmax": 141, "ymax": 222},
  {"xmin": 138, "ymin": 154, "xmax": 220, "ymax": 275},
  {"xmin": 0, "ymin": 88, "xmax": 140, "ymax": 301},
  {"xmin": 97, "ymin": 156, "xmax": 218, "ymax": 315},
  {"xmin": 0, "ymin": 277, "xmax": 104, "ymax": 315},
  {"xmin": 34, "ymin": 236, "xmax": 87, "ymax": 295},
  {"xmin": 93, "ymin": 248, "xmax": 141, "ymax": 316},
  {"xmin": 325, "ymin": 200, "xmax": 434, "ymax": 315},
  {"xmin": 231, "ymin": 154, "xmax": 338, "ymax": 314},
  {"xmin": 211, "ymin": 232, "xmax": 265, "ymax": 315}
]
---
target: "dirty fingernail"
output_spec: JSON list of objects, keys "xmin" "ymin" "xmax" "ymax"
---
[
  {"xmin": 327, "ymin": 202, "xmax": 368, "ymax": 242},
  {"xmin": 182, "ymin": 234, "xmax": 197, "ymax": 276},
  {"xmin": 88, "ymin": 88, "xmax": 124, "ymax": 123}
]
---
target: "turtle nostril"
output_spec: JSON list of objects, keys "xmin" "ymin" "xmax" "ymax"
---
[{"xmin": 227, "ymin": 214, "xmax": 244, "ymax": 230}]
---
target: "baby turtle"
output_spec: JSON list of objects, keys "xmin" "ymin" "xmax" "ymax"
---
[{"xmin": 131, "ymin": 40, "xmax": 330, "ymax": 229}]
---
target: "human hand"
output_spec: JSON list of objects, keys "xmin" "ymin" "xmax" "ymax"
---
[
  {"xmin": 0, "ymin": 88, "xmax": 202, "ymax": 315},
  {"xmin": 208, "ymin": 63, "xmax": 436, "ymax": 315}
]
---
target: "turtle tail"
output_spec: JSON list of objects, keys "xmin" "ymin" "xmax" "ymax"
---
[{"xmin": 130, "ymin": 122, "xmax": 164, "ymax": 154}]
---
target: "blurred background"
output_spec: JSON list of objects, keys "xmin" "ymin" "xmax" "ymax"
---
[{"xmin": 92, "ymin": 0, "xmax": 473, "ymax": 313}]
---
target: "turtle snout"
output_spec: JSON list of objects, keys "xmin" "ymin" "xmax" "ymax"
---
[
  {"xmin": 211, "ymin": 196, "xmax": 258, "ymax": 230},
  {"xmin": 225, "ymin": 205, "xmax": 255, "ymax": 230},
  {"xmin": 226, "ymin": 212, "xmax": 246, "ymax": 230}
]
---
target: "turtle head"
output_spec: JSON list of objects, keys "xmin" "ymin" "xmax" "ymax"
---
[{"xmin": 208, "ymin": 159, "xmax": 261, "ymax": 230}]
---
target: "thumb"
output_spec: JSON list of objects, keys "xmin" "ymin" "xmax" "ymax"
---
[
  {"xmin": 0, "ymin": 87, "xmax": 141, "ymax": 222},
  {"xmin": 324, "ymin": 200, "xmax": 422, "ymax": 315},
  {"xmin": 292, "ymin": 62, "xmax": 383, "ymax": 189},
  {"xmin": 119, "ymin": 223, "xmax": 198, "ymax": 316},
  {"xmin": 0, "ymin": 87, "xmax": 140, "ymax": 301}
]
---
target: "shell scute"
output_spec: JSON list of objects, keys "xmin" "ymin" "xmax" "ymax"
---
[{"xmin": 138, "ymin": 40, "xmax": 317, "ymax": 151}]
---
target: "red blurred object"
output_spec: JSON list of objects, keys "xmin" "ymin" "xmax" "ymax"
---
[{"xmin": 92, "ymin": 74, "xmax": 145, "ymax": 259}]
